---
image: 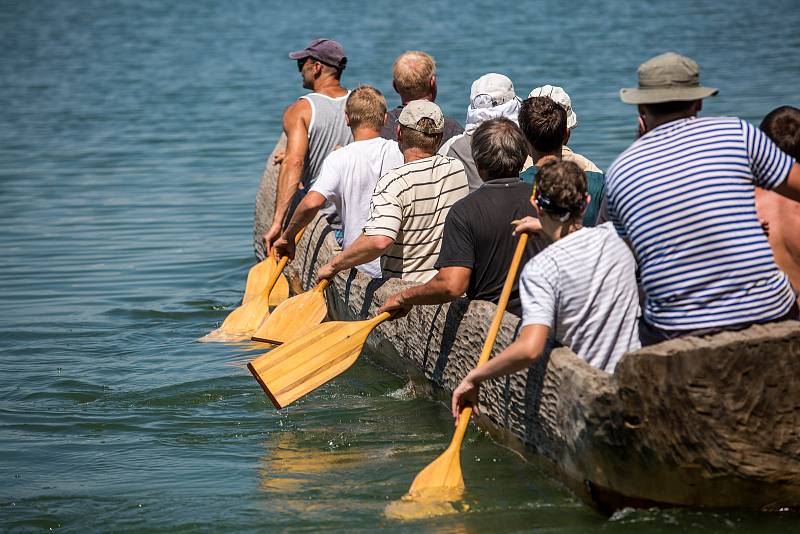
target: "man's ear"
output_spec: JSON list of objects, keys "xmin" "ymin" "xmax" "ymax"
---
[
  {"xmin": 429, "ymin": 74, "xmax": 437, "ymax": 99},
  {"xmin": 582, "ymin": 194, "xmax": 591, "ymax": 214},
  {"xmin": 392, "ymin": 80, "xmax": 399, "ymax": 94},
  {"xmin": 382, "ymin": 112, "xmax": 388, "ymax": 127},
  {"xmin": 396, "ymin": 124, "xmax": 403, "ymax": 147},
  {"xmin": 345, "ymin": 112, "xmax": 352, "ymax": 127}
]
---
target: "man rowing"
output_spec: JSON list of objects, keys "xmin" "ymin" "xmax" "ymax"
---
[
  {"xmin": 451, "ymin": 160, "xmax": 641, "ymax": 417},
  {"xmin": 262, "ymin": 38, "xmax": 352, "ymax": 253},
  {"xmin": 606, "ymin": 52, "xmax": 800, "ymax": 344},
  {"xmin": 518, "ymin": 97, "xmax": 606, "ymax": 226},
  {"xmin": 379, "ymin": 118, "xmax": 546, "ymax": 318},
  {"xmin": 271, "ymin": 86, "xmax": 404, "ymax": 278},
  {"xmin": 317, "ymin": 100, "xmax": 468, "ymax": 283},
  {"xmin": 379, "ymin": 51, "xmax": 463, "ymax": 148}
]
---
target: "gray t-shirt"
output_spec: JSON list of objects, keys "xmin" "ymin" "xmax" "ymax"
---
[
  {"xmin": 445, "ymin": 134, "xmax": 482, "ymax": 192},
  {"xmin": 520, "ymin": 222, "xmax": 641, "ymax": 373}
]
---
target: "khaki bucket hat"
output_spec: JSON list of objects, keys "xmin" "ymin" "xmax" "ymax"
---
[{"xmin": 620, "ymin": 52, "xmax": 718, "ymax": 105}]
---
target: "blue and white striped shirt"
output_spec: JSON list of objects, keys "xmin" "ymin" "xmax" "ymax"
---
[{"xmin": 606, "ymin": 117, "xmax": 796, "ymax": 331}]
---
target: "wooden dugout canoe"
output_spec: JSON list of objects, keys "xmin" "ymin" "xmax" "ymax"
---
[{"xmin": 253, "ymin": 135, "xmax": 800, "ymax": 513}]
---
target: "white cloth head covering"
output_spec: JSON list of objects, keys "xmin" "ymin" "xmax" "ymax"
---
[
  {"xmin": 464, "ymin": 73, "xmax": 521, "ymax": 134},
  {"xmin": 528, "ymin": 85, "xmax": 578, "ymax": 130}
]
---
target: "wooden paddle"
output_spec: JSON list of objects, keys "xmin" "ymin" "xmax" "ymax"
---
[
  {"xmin": 251, "ymin": 279, "xmax": 330, "ymax": 345},
  {"xmin": 242, "ymin": 255, "xmax": 289, "ymax": 307},
  {"xmin": 203, "ymin": 228, "xmax": 305, "ymax": 341},
  {"xmin": 248, "ymin": 311, "xmax": 391, "ymax": 409},
  {"xmin": 403, "ymin": 232, "xmax": 530, "ymax": 499}
]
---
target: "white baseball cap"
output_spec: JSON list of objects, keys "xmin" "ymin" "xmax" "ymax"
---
[{"xmin": 528, "ymin": 85, "xmax": 578, "ymax": 130}]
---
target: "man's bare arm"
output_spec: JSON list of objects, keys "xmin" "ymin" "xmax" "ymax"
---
[
  {"xmin": 378, "ymin": 267, "xmax": 471, "ymax": 317},
  {"xmin": 317, "ymin": 233, "xmax": 394, "ymax": 281},
  {"xmin": 774, "ymin": 162, "xmax": 800, "ymax": 203},
  {"xmin": 263, "ymin": 99, "xmax": 311, "ymax": 252},
  {"xmin": 272, "ymin": 191, "xmax": 326, "ymax": 260}
]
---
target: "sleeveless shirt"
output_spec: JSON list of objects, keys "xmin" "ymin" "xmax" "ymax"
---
[{"xmin": 299, "ymin": 92, "xmax": 353, "ymax": 189}]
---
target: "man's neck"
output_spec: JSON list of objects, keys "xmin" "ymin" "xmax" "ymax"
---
[
  {"xmin": 351, "ymin": 127, "xmax": 381, "ymax": 142},
  {"xmin": 402, "ymin": 147, "xmax": 434, "ymax": 163},
  {"xmin": 399, "ymin": 94, "xmax": 433, "ymax": 106},
  {"xmin": 532, "ymin": 150, "xmax": 561, "ymax": 167},
  {"xmin": 312, "ymin": 77, "xmax": 347, "ymax": 98},
  {"xmin": 644, "ymin": 111, "xmax": 694, "ymax": 132}
]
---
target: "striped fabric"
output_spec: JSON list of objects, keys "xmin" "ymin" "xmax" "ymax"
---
[
  {"xmin": 520, "ymin": 222, "xmax": 641, "ymax": 373},
  {"xmin": 606, "ymin": 116, "xmax": 796, "ymax": 331},
  {"xmin": 364, "ymin": 154, "xmax": 468, "ymax": 283}
]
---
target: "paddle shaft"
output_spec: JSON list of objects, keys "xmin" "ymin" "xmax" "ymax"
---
[
  {"xmin": 263, "ymin": 226, "xmax": 306, "ymax": 299},
  {"xmin": 451, "ymin": 232, "xmax": 529, "ymax": 443}
]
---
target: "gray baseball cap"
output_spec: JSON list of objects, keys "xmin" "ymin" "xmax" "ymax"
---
[
  {"xmin": 620, "ymin": 52, "xmax": 717, "ymax": 105},
  {"xmin": 288, "ymin": 38, "xmax": 347, "ymax": 70},
  {"xmin": 398, "ymin": 100, "xmax": 444, "ymax": 134}
]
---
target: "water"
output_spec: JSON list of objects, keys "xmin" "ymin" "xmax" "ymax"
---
[{"xmin": 1, "ymin": 0, "xmax": 798, "ymax": 531}]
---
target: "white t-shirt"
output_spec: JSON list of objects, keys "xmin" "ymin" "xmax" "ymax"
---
[
  {"xmin": 520, "ymin": 222, "xmax": 641, "ymax": 373},
  {"xmin": 310, "ymin": 137, "xmax": 404, "ymax": 277}
]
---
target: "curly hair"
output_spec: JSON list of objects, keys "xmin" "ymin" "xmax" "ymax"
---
[{"xmin": 535, "ymin": 160, "xmax": 587, "ymax": 220}]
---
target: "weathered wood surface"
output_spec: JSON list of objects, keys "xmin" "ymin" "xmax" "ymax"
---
[{"xmin": 252, "ymin": 138, "xmax": 800, "ymax": 512}]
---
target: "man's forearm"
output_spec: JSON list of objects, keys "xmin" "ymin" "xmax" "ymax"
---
[
  {"xmin": 399, "ymin": 273, "xmax": 466, "ymax": 306},
  {"xmin": 284, "ymin": 192, "xmax": 325, "ymax": 240},
  {"xmin": 272, "ymin": 158, "xmax": 304, "ymax": 226},
  {"xmin": 467, "ymin": 325, "xmax": 548, "ymax": 384},
  {"xmin": 329, "ymin": 235, "xmax": 390, "ymax": 273}
]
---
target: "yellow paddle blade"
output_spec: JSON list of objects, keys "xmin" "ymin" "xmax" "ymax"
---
[
  {"xmin": 248, "ymin": 312, "xmax": 390, "ymax": 409},
  {"xmin": 201, "ymin": 293, "xmax": 271, "ymax": 342},
  {"xmin": 201, "ymin": 256, "xmax": 290, "ymax": 342},
  {"xmin": 406, "ymin": 407, "xmax": 471, "ymax": 497},
  {"xmin": 242, "ymin": 256, "xmax": 289, "ymax": 307},
  {"xmin": 251, "ymin": 280, "xmax": 329, "ymax": 345}
]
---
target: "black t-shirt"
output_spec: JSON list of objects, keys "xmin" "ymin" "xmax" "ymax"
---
[
  {"xmin": 435, "ymin": 177, "xmax": 547, "ymax": 316},
  {"xmin": 380, "ymin": 105, "xmax": 463, "ymax": 149}
]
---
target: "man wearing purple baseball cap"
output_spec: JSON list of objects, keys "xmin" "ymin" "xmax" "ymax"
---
[{"xmin": 263, "ymin": 38, "xmax": 353, "ymax": 254}]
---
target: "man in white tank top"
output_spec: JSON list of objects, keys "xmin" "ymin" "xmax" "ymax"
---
[{"xmin": 262, "ymin": 38, "xmax": 353, "ymax": 254}]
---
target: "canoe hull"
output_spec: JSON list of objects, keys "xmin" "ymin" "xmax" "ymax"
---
[{"xmin": 253, "ymin": 136, "xmax": 800, "ymax": 512}]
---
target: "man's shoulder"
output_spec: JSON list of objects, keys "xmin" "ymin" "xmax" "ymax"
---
[{"xmin": 608, "ymin": 116, "xmax": 746, "ymax": 179}]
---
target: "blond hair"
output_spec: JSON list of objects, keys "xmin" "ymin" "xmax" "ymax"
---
[
  {"xmin": 392, "ymin": 51, "xmax": 436, "ymax": 100},
  {"xmin": 345, "ymin": 85, "xmax": 387, "ymax": 130}
]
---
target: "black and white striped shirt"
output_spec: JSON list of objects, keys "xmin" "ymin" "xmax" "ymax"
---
[{"xmin": 364, "ymin": 155, "xmax": 469, "ymax": 283}]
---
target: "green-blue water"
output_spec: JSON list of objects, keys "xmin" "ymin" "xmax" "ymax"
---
[{"xmin": 2, "ymin": 0, "xmax": 799, "ymax": 531}]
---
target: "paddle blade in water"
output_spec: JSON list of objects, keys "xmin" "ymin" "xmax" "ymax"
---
[
  {"xmin": 248, "ymin": 312, "xmax": 390, "ymax": 409},
  {"xmin": 407, "ymin": 441, "xmax": 465, "ymax": 498},
  {"xmin": 201, "ymin": 295, "xmax": 271, "ymax": 342},
  {"xmin": 242, "ymin": 256, "xmax": 289, "ymax": 307},
  {"xmin": 251, "ymin": 280, "xmax": 329, "ymax": 344}
]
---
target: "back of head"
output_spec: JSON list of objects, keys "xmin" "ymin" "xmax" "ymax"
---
[
  {"xmin": 535, "ymin": 160, "xmax": 587, "ymax": 222},
  {"xmin": 392, "ymin": 51, "xmax": 436, "ymax": 101},
  {"xmin": 346, "ymin": 85, "xmax": 387, "ymax": 131},
  {"xmin": 471, "ymin": 118, "xmax": 530, "ymax": 179},
  {"xmin": 399, "ymin": 120, "xmax": 441, "ymax": 154},
  {"xmin": 519, "ymin": 97, "xmax": 567, "ymax": 154},
  {"xmin": 760, "ymin": 105, "xmax": 800, "ymax": 159}
]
